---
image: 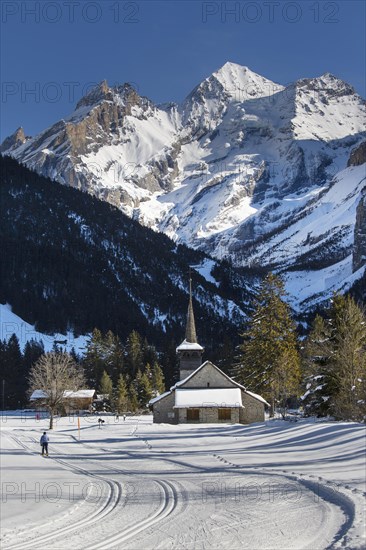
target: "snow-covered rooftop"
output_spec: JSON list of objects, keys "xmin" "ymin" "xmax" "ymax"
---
[
  {"xmin": 244, "ymin": 390, "xmax": 270, "ymax": 406},
  {"xmin": 174, "ymin": 388, "xmax": 243, "ymax": 408},
  {"xmin": 176, "ymin": 339, "xmax": 204, "ymax": 352},
  {"xmin": 30, "ymin": 389, "xmax": 95, "ymax": 400},
  {"xmin": 173, "ymin": 360, "xmax": 246, "ymax": 391},
  {"xmin": 64, "ymin": 390, "xmax": 95, "ymax": 399},
  {"xmin": 149, "ymin": 391, "xmax": 171, "ymax": 406}
]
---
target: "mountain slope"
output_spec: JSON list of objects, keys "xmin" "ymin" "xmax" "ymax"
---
[
  {"xmin": 2, "ymin": 62, "xmax": 365, "ymax": 310},
  {"xmin": 0, "ymin": 156, "xmax": 253, "ymax": 351}
]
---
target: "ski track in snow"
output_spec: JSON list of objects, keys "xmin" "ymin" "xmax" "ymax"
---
[
  {"xmin": 2, "ymin": 430, "xmax": 185, "ymax": 550},
  {"xmin": 1, "ymin": 415, "xmax": 365, "ymax": 550}
]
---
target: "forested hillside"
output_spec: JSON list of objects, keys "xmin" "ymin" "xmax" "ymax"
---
[{"xmin": 0, "ymin": 156, "xmax": 253, "ymax": 354}]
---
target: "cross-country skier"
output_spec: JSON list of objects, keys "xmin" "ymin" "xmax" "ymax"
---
[{"xmin": 40, "ymin": 432, "xmax": 49, "ymax": 456}]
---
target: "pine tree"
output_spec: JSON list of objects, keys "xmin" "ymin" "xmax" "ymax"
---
[
  {"xmin": 236, "ymin": 273, "xmax": 301, "ymax": 415},
  {"xmin": 301, "ymin": 315, "xmax": 335, "ymax": 416},
  {"xmin": 2, "ymin": 334, "xmax": 24, "ymax": 408},
  {"xmin": 301, "ymin": 295, "xmax": 366, "ymax": 421},
  {"xmin": 125, "ymin": 331, "xmax": 143, "ymax": 377},
  {"xmin": 151, "ymin": 361, "xmax": 165, "ymax": 396},
  {"xmin": 104, "ymin": 331, "xmax": 124, "ymax": 384},
  {"xmin": 142, "ymin": 339, "xmax": 159, "ymax": 368},
  {"xmin": 134, "ymin": 369, "xmax": 152, "ymax": 409},
  {"xmin": 160, "ymin": 339, "xmax": 179, "ymax": 387},
  {"xmin": 330, "ymin": 295, "xmax": 366, "ymax": 421},
  {"xmin": 115, "ymin": 374, "xmax": 128, "ymax": 413},
  {"xmin": 83, "ymin": 329, "xmax": 106, "ymax": 386},
  {"xmin": 99, "ymin": 370, "xmax": 113, "ymax": 409},
  {"xmin": 128, "ymin": 382, "xmax": 139, "ymax": 412}
]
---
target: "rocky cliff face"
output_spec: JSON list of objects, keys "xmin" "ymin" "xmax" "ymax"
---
[
  {"xmin": 348, "ymin": 141, "xmax": 366, "ymax": 167},
  {"xmin": 353, "ymin": 189, "xmax": 366, "ymax": 272},
  {"xmin": 0, "ymin": 127, "xmax": 27, "ymax": 153},
  {"xmin": 1, "ymin": 62, "xmax": 365, "ymax": 310}
]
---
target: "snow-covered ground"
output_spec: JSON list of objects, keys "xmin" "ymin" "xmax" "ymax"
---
[
  {"xmin": 0, "ymin": 304, "xmax": 88, "ymax": 353},
  {"xmin": 1, "ymin": 413, "xmax": 365, "ymax": 549}
]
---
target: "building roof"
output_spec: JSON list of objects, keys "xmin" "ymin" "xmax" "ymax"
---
[
  {"xmin": 30, "ymin": 390, "xmax": 48, "ymax": 400},
  {"xmin": 176, "ymin": 339, "xmax": 204, "ymax": 352},
  {"xmin": 174, "ymin": 388, "xmax": 243, "ymax": 408},
  {"xmin": 173, "ymin": 360, "xmax": 246, "ymax": 391},
  {"xmin": 63, "ymin": 390, "xmax": 96, "ymax": 399},
  {"xmin": 149, "ymin": 360, "xmax": 268, "ymax": 407},
  {"xmin": 30, "ymin": 389, "xmax": 95, "ymax": 400},
  {"xmin": 244, "ymin": 390, "xmax": 270, "ymax": 406},
  {"xmin": 176, "ymin": 277, "xmax": 204, "ymax": 353},
  {"xmin": 149, "ymin": 390, "xmax": 171, "ymax": 405}
]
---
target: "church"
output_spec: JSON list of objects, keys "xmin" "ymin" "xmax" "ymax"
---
[{"xmin": 150, "ymin": 282, "xmax": 268, "ymax": 424}]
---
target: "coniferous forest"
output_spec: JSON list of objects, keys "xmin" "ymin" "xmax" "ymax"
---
[
  {"xmin": 1, "ymin": 156, "xmax": 365, "ymax": 420},
  {"xmin": 0, "ymin": 155, "xmax": 251, "ymax": 345}
]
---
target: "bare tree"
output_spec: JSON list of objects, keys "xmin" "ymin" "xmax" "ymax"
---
[{"xmin": 28, "ymin": 352, "xmax": 85, "ymax": 429}]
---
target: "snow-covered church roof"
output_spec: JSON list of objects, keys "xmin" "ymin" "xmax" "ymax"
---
[
  {"xmin": 149, "ymin": 361, "xmax": 269, "ymax": 407},
  {"xmin": 174, "ymin": 388, "xmax": 243, "ymax": 408}
]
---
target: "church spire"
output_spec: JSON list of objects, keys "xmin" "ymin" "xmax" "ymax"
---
[
  {"xmin": 185, "ymin": 276, "xmax": 197, "ymax": 343},
  {"xmin": 176, "ymin": 272, "xmax": 204, "ymax": 381}
]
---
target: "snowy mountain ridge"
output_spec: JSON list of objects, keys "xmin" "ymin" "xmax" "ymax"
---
[{"xmin": 2, "ymin": 62, "xmax": 365, "ymax": 310}]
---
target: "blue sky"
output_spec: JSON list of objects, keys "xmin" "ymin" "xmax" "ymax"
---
[{"xmin": 1, "ymin": 0, "xmax": 365, "ymax": 140}]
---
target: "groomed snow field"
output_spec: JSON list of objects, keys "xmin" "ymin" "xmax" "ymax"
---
[{"xmin": 1, "ymin": 413, "xmax": 365, "ymax": 549}]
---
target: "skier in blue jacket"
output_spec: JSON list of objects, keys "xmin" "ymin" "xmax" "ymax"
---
[{"xmin": 40, "ymin": 432, "xmax": 49, "ymax": 456}]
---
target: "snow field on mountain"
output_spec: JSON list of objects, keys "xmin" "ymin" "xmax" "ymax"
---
[
  {"xmin": 1, "ymin": 413, "xmax": 365, "ymax": 550},
  {"xmin": 3, "ymin": 62, "xmax": 365, "ymax": 308},
  {"xmin": 0, "ymin": 304, "xmax": 88, "ymax": 353}
]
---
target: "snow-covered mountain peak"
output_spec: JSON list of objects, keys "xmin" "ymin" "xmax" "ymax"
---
[
  {"xmin": 180, "ymin": 62, "xmax": 285, "ymax": 139},
  {"xmin": 1, "ymin": 65, "xmax": 365, "ymax": 310},
  {"xmin": 295, "ymin": 72, "xmax": 359, "ymax": 99},
  {"xmin": 212, "ymin": 62, "xmax": 284, "ymax": 101}
]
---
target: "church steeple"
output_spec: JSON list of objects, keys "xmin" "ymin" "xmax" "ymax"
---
[
  {"xmin": 176, "ymin": 274, "xmax": 204, "ymax": 381},
  {"xmin": 185, "ymin": 277, "xmax": 197, "ymax": 343}
]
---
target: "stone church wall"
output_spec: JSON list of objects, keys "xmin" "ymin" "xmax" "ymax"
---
[
  {"xmin": 182, "ymin": 362, "xmax": 236, "ymax": 389},
  {"xmin": 177, "ymin": 407, "xmax": 240, "ymax": 423},
  {"xmin": 240, "ymin": 392, "xmax": 265, "ymax": 423},
  {"xmin": 152, "ymin": 392, "xmax": 177, "ymax": 424}
]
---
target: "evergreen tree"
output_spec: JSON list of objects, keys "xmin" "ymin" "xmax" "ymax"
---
[
  {"xmin": 23, "ymin": 339, "xmax": 45, "ymax": 370},
  {"xmin": 137, "ymin": 370, "xmax": 153, "ymax": 408},
  {"xmin": 160, "ymin": 339, "xmax": 179, "ymax": 387},
  {"xmin": 115, "ymin": 374, "xmax": 128, "ymax": 413},
  {"xmin": 125, "ymin": 331, "xmax": 143, "ymax": 376},
  {"xmin": 83, "ymin": 329, "xmax": 106, "ymax": 386},
  {"xmin": 142, "ymin": 339, "xmax": 159, "ymax": 368},
  {"xmin": 104, "ymin": 330, "xmax": 124, "ymax": 384},
  {"xmin": 2, "ymin": 334, "xmax": 24, "ymax": 408},
  {"xmin": 128, "ymin": 382, "xmax": 138, "ymax": 412},
  {"xmin": 151, "ymin": 361, "xmax": 165, "ymax": 396},
  {"xmin": 330, "ymin": 295, "xmax": 366, "ymax": 421},
  {"xmin": 301, "ymin": 315, "xmax": 335, "ymax": 416},
  {"xmin": 98, "ymin": 370, "xmax": 113, "ymax": 409},
  {"xmin": 302, "ymin": 295, "xmax": 366, "ymax": 421},
  {"xmin": 236, "ymin": 273, "xmax": 301, "ymax": 415}
]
